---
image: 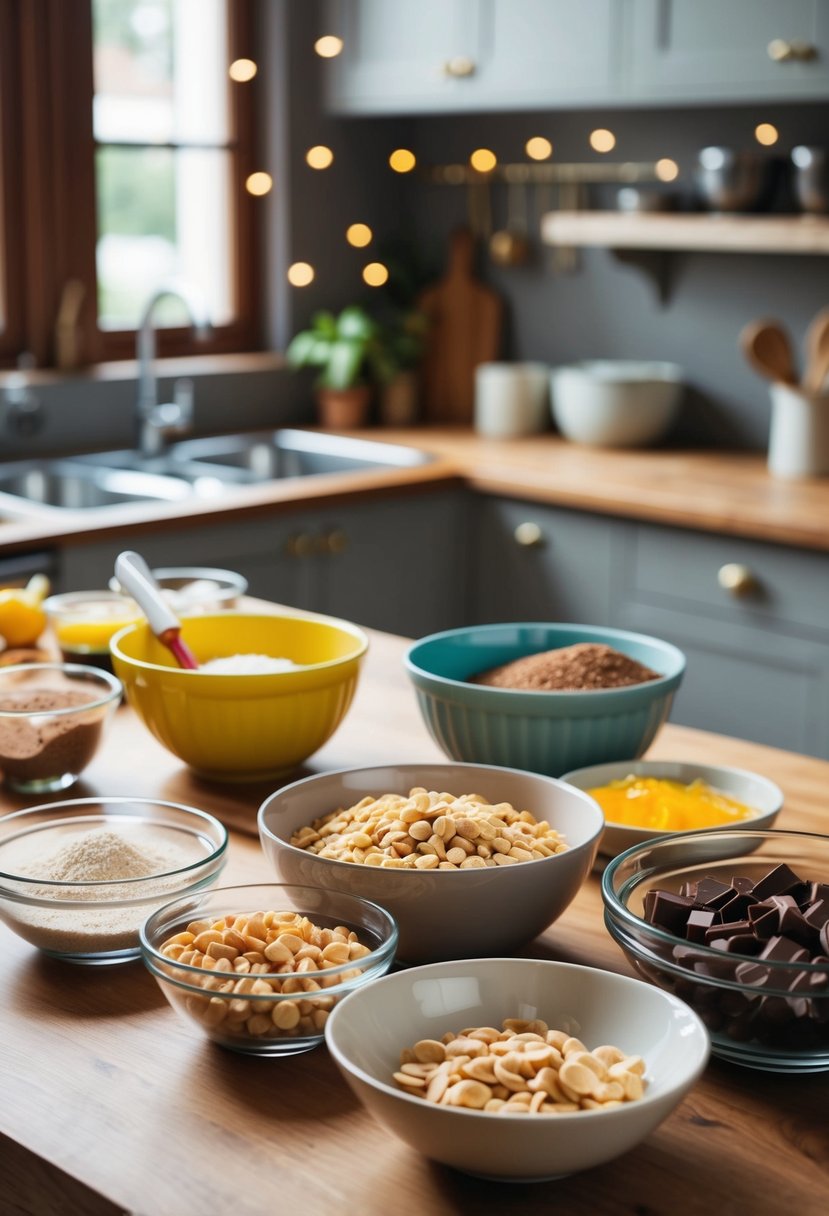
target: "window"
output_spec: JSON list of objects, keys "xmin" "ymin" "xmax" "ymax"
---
[{"xmin": 0, "ymin": 0, "xmax": 260, "ymax": 370}]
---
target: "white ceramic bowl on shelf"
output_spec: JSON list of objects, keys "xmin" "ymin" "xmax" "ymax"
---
[{"xmin": 550, "ymin": 361, "xmax": 683, "ymax": 448}]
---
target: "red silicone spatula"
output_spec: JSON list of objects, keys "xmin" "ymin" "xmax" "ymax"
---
[{"xmin": 114, "ymin": 550, "xmax": 199, "ymax": 669}]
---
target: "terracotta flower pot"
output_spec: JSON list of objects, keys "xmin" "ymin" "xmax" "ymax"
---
[{"xmin": 316, "ymin": 386, "xmax": 372, "ymax": 429}]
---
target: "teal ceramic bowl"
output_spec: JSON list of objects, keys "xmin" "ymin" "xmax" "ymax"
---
[{"xmin": 405, "ymin": 623, "xmax": 685, "ymax": 778}]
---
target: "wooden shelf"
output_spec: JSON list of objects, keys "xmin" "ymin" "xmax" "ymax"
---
[{"xmin": 541, "ymin": 211, "xmax": 829, "ymax": 254}]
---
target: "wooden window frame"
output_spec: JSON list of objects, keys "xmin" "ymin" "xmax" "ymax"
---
[{"xmin": 0, "ymin": 0, "xmax": 261, "ymax": 371}]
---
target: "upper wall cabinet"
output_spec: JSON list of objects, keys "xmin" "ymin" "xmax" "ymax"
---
[
  {"xmin": 324, "ymin": 0, "xmax": 829, "ymax": 115},
  {"xmin": 630, "ymin": 0, "xmax": 829, "ymax": 104},
  {"xmin": 325, "ymin": 0, "xmax": 619, "ymax": 114}
]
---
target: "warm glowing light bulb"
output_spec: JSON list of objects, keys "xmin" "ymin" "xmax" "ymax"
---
[
  {"xmin": 525, "ymin": 136, "xmax": 553, "ymax": 161},
  {"xmin": 306, "ymin": 145, "xmax": 334, "ymax": 170},
  {"xmin": 470, "ymin": 148, "xmax": 497, "ymax": 173},
  {"xmin": 346, "ymin": 223, "xmax": 373, "ymax": 248},
  {"xmin": 755, "ymin": 122, "xmax": 779, "ymax": 147},
  {"xmin": 245, "ymin": 171, "xmax": 273, "ymax": 196},
  {"xmin": 589, "ymin": 128, "xmax": 616, "ymax": 153},
  {"xmin": 655, "ymin": 157, "xmax": 679, "ymax": 182},
  {"xmin": 287, "ymin": 262, "xmax": 314, "ymax": 287},
  {"xmin": 389, "ymin": 148, "xmax": 416, "ymax": 173},
  {"xmin": 229, "ymin": 58, "xmax": 257, "ymax": 82},
  {"xmin": 362, "ymin": 262, "xmax": 389, "ymax": 287},
  {"xmin": 315, "ymin": 35, "xmax": 343, "ymax": 58}
]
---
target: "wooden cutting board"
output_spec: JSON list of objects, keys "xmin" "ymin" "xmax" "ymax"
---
[{"xmin": 417, "ymin": 228, "xmax": 503, "ymax": 424}]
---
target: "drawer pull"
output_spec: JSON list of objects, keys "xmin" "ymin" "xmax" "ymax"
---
[
  {"xmin": 717, "ymin": 563, "xmax": 757, "ymax": 596},
  {"xmin": 285, "ymin": 533, "xmax": 314, "ymax": 559},
  {"xmin": 514, "ymin": 522, "xmax": 545, "ymax": 548},
  {"xmin": 767, "ymin": 38, "xmax": 818, "ymax": 62},
  {"xmin": 322, "ymin": 529, "xmax": 349, "ymax": 555},
  {"xmin": 442, "ymin": 56, "xmax": 476, "ymax": 78}
]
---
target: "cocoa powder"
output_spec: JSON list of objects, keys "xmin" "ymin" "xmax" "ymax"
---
[
  {"xmin": 473, "ymin": 642, "xmax": 660, "ymax": 692},
  {"xmin": 0, "ymin": 689, "xmax": 106, "ymax": 784}
]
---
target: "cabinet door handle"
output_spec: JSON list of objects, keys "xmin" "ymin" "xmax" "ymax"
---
[
  {"xmin": 717, "ymin": 563, "xmax": 757, "ymax": 596},
  {"xmin": 442, "ymin": 56, "xmax": 476, "ymax": 78},
  {"xmin": 768, "ymin": 38, "xmax": 818, "ymax": 62},
  {"xmin": 285, "ymin": 533, "xmax": 314, "ymax": 559},
  {"xmin": 322, "ymin": 529, "xmax": 349, "ymax": 555},
  {"xmin": 514, "ymin": 521, "xmax": 545, "ymax": 548}
]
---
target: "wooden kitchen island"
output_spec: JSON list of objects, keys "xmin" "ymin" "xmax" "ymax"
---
[{"xmin": 1, "ymin": 628, "xmax": 827, "ymax": 1216}]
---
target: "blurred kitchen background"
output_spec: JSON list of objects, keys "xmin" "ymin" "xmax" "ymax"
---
[{"xmin": 1, "ymin": 0, "xmax": 828, "ymax": 453}]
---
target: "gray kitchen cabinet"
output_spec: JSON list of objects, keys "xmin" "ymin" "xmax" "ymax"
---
[
  {"xmin": 325, "ymin": 0, "xmax": 618, "ymax": 114},
  {"xmin": 470, "ymin": 498, "xmax": 622, "ymax": 626},
  {"xmin": 469, "ymin": 496, "xmax": 829, "ymax": 760},
  {"xmin": 325, "ymin": 0, "xmax": 829, "ymax": 114},
  {"xmin": 629, "ymin": 0, "xmax": 829, "ymax": 104},
  {"xmin": 57, "ymin": 489, "xmax": 468, "ymax": 639}
]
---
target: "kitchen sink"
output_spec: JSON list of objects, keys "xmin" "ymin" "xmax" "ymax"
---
[
  {"xmin": 0, "ymin": 430, "xmax": 432, "ymax": 515},
  {"xmin": 0, "ymin": 460, "xmax": 194, "ymax": 515},
  {"xmin": 165, "ymin": 429, "xmax": 432, "ymax": 479}
]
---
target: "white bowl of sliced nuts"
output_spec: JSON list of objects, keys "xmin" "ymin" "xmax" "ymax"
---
[
  {"xmin": 140, "ymin": 883, "xmax": 398, "ymax": 1055},
  {"xmin": 258, "ymin": 763, "xmax": 604, "ymax": 964},
  {"xmin": 326, "ymin": 957, "xmax": 710, "ymax": 1182}
]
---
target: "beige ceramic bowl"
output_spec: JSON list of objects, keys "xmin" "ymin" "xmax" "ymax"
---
[
  {"xmin": 560, "ymin": 759, "xmax": 783, "ymax": 858},
  {"xmin": 258, "ymin": 762, "xmax": 603, "ymax": 964},
  {"xmin": 325, "ymin": 957, "xmax": 710, "ymax": 1182}
]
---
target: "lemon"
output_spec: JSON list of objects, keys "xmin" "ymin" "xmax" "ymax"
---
[{"xmin": 0, "ymin": 574, "xmax": 51, "ymax": 647}]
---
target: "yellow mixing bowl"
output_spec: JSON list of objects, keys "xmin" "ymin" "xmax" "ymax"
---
[{"xmin": 110, "ymin": 612, "xmax": 368, "ymax": 782}]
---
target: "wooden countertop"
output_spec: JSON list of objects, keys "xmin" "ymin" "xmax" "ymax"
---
[
  {"xmin": 1, "ymin": 627, "xmax": 828, "ymax": 1216},
  {"xmin": 2, "ymin": 428, "xmax": 829, "ymax": 555}
]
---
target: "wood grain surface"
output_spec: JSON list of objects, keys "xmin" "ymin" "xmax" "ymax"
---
[
  {"xmin": 417, "ymin": 230, "xmax": 503, "ymax": 425},
  {"xmin": 1, "ymin": 628, "xmax": 828, "ymax": 1216}
]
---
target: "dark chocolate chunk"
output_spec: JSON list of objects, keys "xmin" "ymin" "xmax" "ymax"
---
[
  {"xmin": 804, "ymin": 900, "xmax": 829, "ymax": 930},
  {"xmin": 750, "ymin": 863, "xmax": 805, "ymax": 901},
  {"xmin": 821, "ymin": 921, "xmax": 829, "ymax": 956},
  {"xmin": 759, "ymin": 935, "xmax": 809, "ymax": 964},
  {"xmin": 736, "ymin": 961, "xmax": 770, "ymax": 986},
  {"xmin": 686, "ymin": 908, "xmax": 717, "ymax": 943},
  {"xmin": 695, "ymin": 877, "xmax": 736, "ymax": 909},
  {"xmin": 746, "ymin": 905, "xmax": 778, "ymax": 940},
  {"xmin": 730, "ymin": 875, "xmax": 755, "ymax": 896},
  {"xmin": 718, "ymin": 892, "xmax": 757, "ymax": 923},
  {"xmin": 705, "ymin": 919, "xmax": 754, "ymax": 944},
  {"xmin": 644, "ymin": 890, "xmax": 696, "ymax": 935},
  {"xmin": 809, "ymin": 883, "xmax": 829, "ymax": 904},
  {"xmin": 776, "ymin": 906, "xmax": 818, "ymax": 948}
]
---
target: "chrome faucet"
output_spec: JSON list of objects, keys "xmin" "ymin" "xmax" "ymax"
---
[{"xmin": 135, "ymin": 281, "xmax": 211, "ymax": 457}]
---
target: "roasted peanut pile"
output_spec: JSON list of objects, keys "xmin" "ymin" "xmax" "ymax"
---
[
  {"xmin": 393, "ymin": 1019, "xmax": 646, "ymax": 1114},
  {"xmin": 158, "ymin": 910, "xmax": 372, "ymax": 1039},
  {"xmin": 290, "ymin": 788, "xmax": 568, "ymax": 870}
]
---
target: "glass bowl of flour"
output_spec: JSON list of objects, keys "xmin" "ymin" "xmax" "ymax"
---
[{"xmin": 0, "ymin": 797, "xmax": 227, "ymax": 964}]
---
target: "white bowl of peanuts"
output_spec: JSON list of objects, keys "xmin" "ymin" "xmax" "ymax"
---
[
  {"xmin": 258, "ymin": 763, "xmax": 604, "ymax": 964},
  {"xmin": 139, "ymin": 882, "xmax": 398, "ymax": 1055},
  {"xmin": 325, "ymin": 957, "xmax": 710, "ymax": 1181}
]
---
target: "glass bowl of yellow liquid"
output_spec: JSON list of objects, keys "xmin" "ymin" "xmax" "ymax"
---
[
  {"xmin": 561, "ymin": 759, "xmax": 783, "ymax": 858},
  {"xmin": 43, "ymin": 591, "xmax": 142, "ymax": 674}
]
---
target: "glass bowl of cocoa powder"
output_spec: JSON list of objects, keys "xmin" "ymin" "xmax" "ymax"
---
[
  {"xmin": 0, "ymin": 662, "xmax": 122, "ymax": 793},
  {"xmin": 405, "ymin": 623, "xmax": 686, "ymax": 779},
  {"xmin": 0, "ymin": 797, "xmax": 228, "ymax": 964}
]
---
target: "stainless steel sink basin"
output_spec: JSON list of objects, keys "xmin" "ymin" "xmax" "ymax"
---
[
  {"xmin": 0, "ymin": 460, "xmax": 194, "ymax": 515},
  {"xmin": 165, "ymin": 429, "xmax": 432, "ymax": 480},
  {"xmin": 0, "ymin": 430, "xmax": 432, "ymax": 516}
]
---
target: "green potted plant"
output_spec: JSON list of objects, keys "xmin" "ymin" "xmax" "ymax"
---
[{"xmin": 287, "ymin": 306, "xmax": 394, "ymax": 428}]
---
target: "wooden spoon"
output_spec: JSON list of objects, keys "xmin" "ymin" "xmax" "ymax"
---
[
  {"xmin": 802, "ymin": 307, "xmax": 829, "ymax": 395},
  {"xmin": 740, "ymin": 319, "xmax": 798, "ymax": 386}
]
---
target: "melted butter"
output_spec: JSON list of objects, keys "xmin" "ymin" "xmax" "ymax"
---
[{"xmin": 587, "ymin": 776, "xmax": 758, "ymax": 831}]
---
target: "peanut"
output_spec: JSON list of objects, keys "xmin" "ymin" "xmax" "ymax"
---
[
  {"xmin": 289, "ymin": 788, "xmax": 568, "ymax": 870},
  {"xmin": 158, "ymin": 909, "xmax": 374, "ymax": 1045},
  {"xmin": 393, "ymin": 1019, "xmax": 647, "ymax": 1115}
]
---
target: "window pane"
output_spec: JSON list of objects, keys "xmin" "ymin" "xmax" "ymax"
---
[
  {"xmin": 96, "ymin": 146, "xmax": 234, "ymax": 330},
  {"xmin": 93, "ymin": 0, "xmax": 230, "ymax": 144}
]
